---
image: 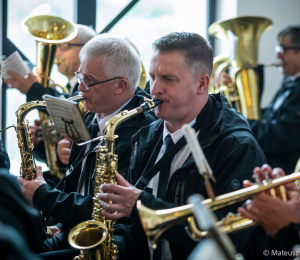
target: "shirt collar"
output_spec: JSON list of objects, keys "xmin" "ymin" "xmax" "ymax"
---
[
  {"xmin": 290, "ymin": 71, "xmax": 300, "ymax": 81},
  {"xmin": 69, "ymin": 76, "xmax": 78, "ymax": 94},
  {"xmin": 163, "ymin": 118, "xmax": 197, "ymax": 144},
  {"xmin": 94, "ymin": 95, "xmax": 134, "ymax": 136}
]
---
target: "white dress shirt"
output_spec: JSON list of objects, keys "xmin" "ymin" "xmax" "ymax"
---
[
  {"xmin": 290, "ymin": 71, "xmax": 300, "ymax": 81},
  {"xmin": 79, "ymin": 96, "xmax": 134, "ymax": 195},
  {"xmin": 69, "ymin": 76, "xmax": 78, "ymax": 95},
  {"xmin": 148, "ymin": 118, "xmax": 199, "ymax": 260}
]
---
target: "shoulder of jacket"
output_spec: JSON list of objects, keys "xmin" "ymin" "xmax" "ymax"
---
[{"xmin": 132, "ymin": 119, "xmax": 162, "ymax": 142}]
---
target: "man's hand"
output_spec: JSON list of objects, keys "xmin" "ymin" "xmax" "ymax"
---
[
  {"xmin": 47, "ymin": 225, "xmax": 61, "ymax": 237},
  {"xmin": 252, "ymin": 164, "xmax": 296, "ymax": 191},
  {"xmin": 4, "ymin": 70, "xmax": 37, "ymax": 94},
  {"xmin": 29, "ymin": 120, "xmax": 43, "ymax": 145},
  {"xmin": 17, "ymin": 166, "xmax": 46, "ymax": 203},
  {"xmin": 238, "ymin": 164, "xmax": 300, "ymax": 237},
  {"xmin": 97, "ymin": 173, "xmax": 142, "ymax": 221},
  {"xmin": 238, "ymin": 190, "xmax": 300, "ymax": 237},
  {"xmin": 216, "ymin": 72, "xmax": 233, "ymax": 85},
  {"xmin": 57, "ymin": 137, "xmax": 72, "ymax": 165}
]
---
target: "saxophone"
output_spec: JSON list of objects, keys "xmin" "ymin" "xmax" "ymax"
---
[
  {"xmin": 0, "ymin": 95, "xmax": 84, "ymax": 180},
  {"xmin": 68, "ymin": 98, "xmax": 162, "ymax": 260}
]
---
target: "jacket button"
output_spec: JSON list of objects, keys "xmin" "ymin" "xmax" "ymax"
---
[{"xmin": 231, "ymin": 179, "xmax": 240, "ymax": 190}]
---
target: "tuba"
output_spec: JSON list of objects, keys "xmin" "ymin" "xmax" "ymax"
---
[
  {"xmin": 137, "ymin": 172, "xmax": 300, "ymax": 246},
  {"xmin": 68, "ymin": 98, "xmax": 162, "ymax": 260},
  {"xmin": 208, "ymin": 16, "xmax": 273, "ymax": 120},
  {"xmin": 21, "ymin": 15, "xmax": 77, "ymax": 178}
]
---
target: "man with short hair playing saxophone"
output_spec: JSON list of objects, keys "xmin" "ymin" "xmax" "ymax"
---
[{"xmin": 17, "ymin": 34, "xmax": 157, "ymax": 260}]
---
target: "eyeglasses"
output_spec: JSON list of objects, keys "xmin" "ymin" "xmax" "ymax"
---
[
  {"xmin": 75, "ymin": 71, "xmax": 122, "ymax": 91},
  {"xmin": 57, "ymin": 43, "xmax": 84, "ymax": 51},
  {"xmin": 275, "ymin": 45, "xmax": 300, "ymax": 54}
]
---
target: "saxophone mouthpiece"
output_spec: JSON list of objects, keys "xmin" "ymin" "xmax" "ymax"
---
[
  {"xmin": 153, "ymin": 99, "xmax": 163, "ymax": 106},
  {"xmin": 141, "ymin": 98, "xmax": 163, "ymax": 112}
]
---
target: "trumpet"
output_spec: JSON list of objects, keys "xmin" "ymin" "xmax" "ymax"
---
[{"xmin": 137, "ymin": 172, "xmax": 300, "ymax": 246}]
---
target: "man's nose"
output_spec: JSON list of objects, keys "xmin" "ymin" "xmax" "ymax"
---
[
  {"xmin": 277, "ymin": 52, "xmax": 283, "ymax": 60},
  {"xmin": 150, "ymin": 78, "xmax": 162, "ymax": 96},
  {"xmin": 55, "ymin": 48, "xmax": 62, "ymax": 58},
  {"xmin": 78, "ymin": 82, "xmax": 87, "ymax": 92}
]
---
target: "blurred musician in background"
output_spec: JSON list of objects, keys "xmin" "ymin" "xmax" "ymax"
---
[
  {"xmin": 17, "ymin": 34, "xmax": 157, "ymax": 259},
  {"xmin": 97, "ymin": 32, "xmax": 267, "ymax": 260},
  {"xmin": 4, "ymin": 24, "xmax": 96, "ymax": 183},
  {"xmin": 238, "ymin": 164, "xmax": 300, "ymax": 259},
  {"xmin": 4, "ymin": 24, "xmax": 96, "ymax": 99},
  {"xmin": 220, "ymin": 25, "xmax": 300, "ymax": 174}
]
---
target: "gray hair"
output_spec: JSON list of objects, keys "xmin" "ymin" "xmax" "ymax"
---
[
  {"xmin": 80, "ymin": 34, "xmax": 141, "ymax": 89},
  {"xmin": 278, "ymin": 25, "xmax": 300, "ymax": 46},
  {"xmin": 75, "ymin": 24, "xmax": 97, "ymax": 45},
  {"xmin": 153, "ymin": 32, "xmax": 213, "ymax": 77}
]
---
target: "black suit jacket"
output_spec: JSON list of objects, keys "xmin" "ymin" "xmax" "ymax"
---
[
  {"xmin": 249, "ymin": 76, "xmax": 300, "ymax": 174},
  {"xmin": 124, "ymin": 94, "xmax": 267, "ymax": 260},
  {"xmin": 26, "ymin": 82, "xmax": 79, "ymax": 102},
  {"xmin": 0, "ymin": 169, "xmax": 44, "ymax": 256},
  {"xmin": 0, "ymin": 139, "xmax": 10, "ymax": 169},
  {"xmin": 32, "ymin": 87, "xmax": 157, "ymax": 229}
]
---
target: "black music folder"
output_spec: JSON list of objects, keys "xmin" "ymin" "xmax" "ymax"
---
[{"xmin": 43, "ymin": 94, "xmax": 91, "ymax": 143}]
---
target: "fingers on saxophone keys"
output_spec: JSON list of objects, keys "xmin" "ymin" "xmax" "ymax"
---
[
  {"xmin": 99, "ymin": 200, "xmax": 118, "ymax": 212},
  {"xmin": 97, "ymin": 192, "xmax": 116, "ymax": 202},
  {"xmin": 101, "ymin": 210, "xmax": 122, "ymax": 221},
  {"xmin": 17, "ymin": 176, "xmax": 26, "ymax": 187}
]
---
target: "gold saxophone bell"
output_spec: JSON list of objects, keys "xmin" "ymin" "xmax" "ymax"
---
[
  {"xmin": 68, "ymin": 98, "xmax": 162, "ymax": 260},
  {"xmin": 208, "ymin": 16, "xmax": 273, "ymax": 120},
  {"xmin": 137, "ymin": 172, "xmax": 300, "ymax": 246},
  {"xmin": 68, "ymin": 220, "xmax": 109, "ymax": 260}
]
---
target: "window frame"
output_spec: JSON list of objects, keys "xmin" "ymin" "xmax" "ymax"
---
[{"xmin": 1, "ymin": 0, "xmax": 215, "ymax": 146}]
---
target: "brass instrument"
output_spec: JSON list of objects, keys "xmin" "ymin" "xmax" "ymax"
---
[
  {"xmin": 68, "ymin": 98, "xmax": 162, "ymax": 260},
  {"xmin": 0, "ymin": 94, "xmax": 83, "ymax": 179},
  {"xmin": 0, "ymin": 100, "xmax": 52, "ymax": 237},
  {"xmin": 209, "ymin": 16, "xmax": 273, "ymax": 120},
  {"xmin": 137, "ymin": 172, "xmax": 300, "ymax": 246},
  {"xmin": 21, "ymin": 15, "xmax": 77, "ymax": 178},
  {"xmin": 138, "ymin": 62, "xmax": 147, "ymax": 90}
]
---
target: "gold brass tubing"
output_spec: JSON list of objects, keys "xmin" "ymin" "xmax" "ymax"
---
[
  {"xmin": 241, "ymin": 69, "xmax": 251, "ymax": 107},
  {"xmin": 202, "ymin": 172, "xmax": 300, "ymax": 211}
]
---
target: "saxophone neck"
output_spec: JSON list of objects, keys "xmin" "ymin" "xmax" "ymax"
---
[
  {"xmin": 16, "ymin": 100, "xmax": 47, "ymax": 124},
  {"xmin": 103, "ymin": 98, "xmax": 162, "ymax": 140}
]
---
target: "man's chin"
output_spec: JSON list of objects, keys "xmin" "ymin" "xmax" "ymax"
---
[{"xmin": 154, "ymin": 109, "xmax": 168, "ymax": 121}]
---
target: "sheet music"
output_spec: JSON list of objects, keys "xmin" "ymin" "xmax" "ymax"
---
[
  {"xmin": 1, "ymin": 51, "xmax": 30, "ymax": 83},
  {"xmin": 43, "ymin": 94, "xmax": 91, "ymax": 143}
]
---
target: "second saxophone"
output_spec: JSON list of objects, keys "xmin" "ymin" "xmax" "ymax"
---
[{"xmin": 68, "ymin": 98, "xmax": 162, "ymax": 260}]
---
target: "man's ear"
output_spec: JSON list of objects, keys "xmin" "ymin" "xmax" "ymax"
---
[
  {"xmin": 115, "ymin": 78, "xmax": 128, "ymax": 94},
  {"xmin": 197, "ymin": 73, "xmax": 210, "ymax": 95}
]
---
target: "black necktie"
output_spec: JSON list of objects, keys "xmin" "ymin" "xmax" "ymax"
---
[
  {"xmin": 154, "ymin": 135, "xmax": 174, "ymax": 260},
  {"xmin": 157, "ymin": 134, "xmax": 174, "ymax": 200},
  {"xmin": 66, "ymin": 82, "xmax": 71, "ymax": 92}
]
